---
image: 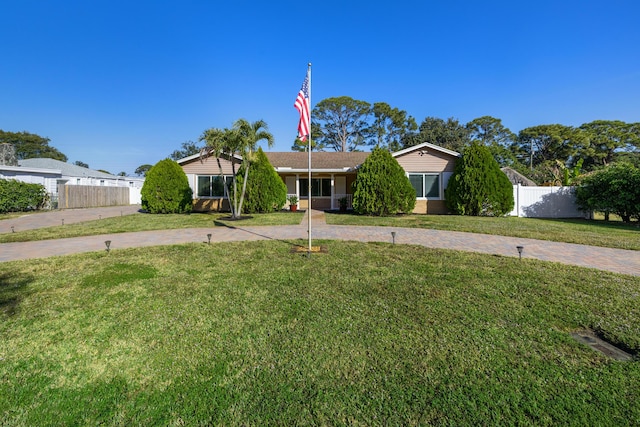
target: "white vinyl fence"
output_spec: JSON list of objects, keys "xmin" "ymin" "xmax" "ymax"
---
[
  {"xmin": 510, "ymin": 184, "xmax": 586, "ymax": 218},
  {"xmin": 130, "ymin": 187, "xmax": 142, "ymax": 204}
]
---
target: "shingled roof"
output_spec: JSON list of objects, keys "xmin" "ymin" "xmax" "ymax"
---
[
  {"xmin": 501, "ymin": 167, "xmax": 537, "ymax": 186},
  {"xmin": 264, "ymin": 152, "xmax": 369, "ymax": 171},
  {"xmin": 19, "ymin": 158, "xmax": 118, "ymax": 179}
]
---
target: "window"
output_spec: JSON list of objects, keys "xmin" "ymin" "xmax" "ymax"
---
[
  {"xmin": 197, "ymin": 175, "xmax": 232, "ymax": 197},
  {"xmin": 299, "ymin": 178, "xmax": 331, "ymax": 197},
  {"xmin": 409, "ymin": 174, "xmax": 440, "ymax": 199}
]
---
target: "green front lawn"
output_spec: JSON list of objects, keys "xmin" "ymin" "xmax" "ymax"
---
[
  {"xmin": 326, "ymin": 213, "xmax": 640, "ymax": 250},
  {"xmin": 2, "ymin": 209, "xmax": 639, "ymax": 250},
  {"xmin": 0, "ymin": 211, "xmax": 303, "ymax": 244},
  {"xmin": 1, "ymin": 241, "xmax": 638, "ymax": 425}
]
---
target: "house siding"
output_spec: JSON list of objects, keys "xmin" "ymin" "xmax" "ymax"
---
[
  {"xmin": 181, "ymin": 156, "xmax": 237, "ymax": 175},
  {"xmin": 182, "ymin": 156, "xmax": 239, "ymax": 212},
  {"xmin": 394, "ymin": 150, "xmax": 456, "ymax": 173},
  {"xmin": 193, "ymin": 198, "xmax": 229, "ymax": 212},
  {"xmin": 413, "ymin": 199, "xmax": 448, "ymax": 214},
  {"xmin": 394, "ymin": 148, "xmax": 457, "ymax": 214}
]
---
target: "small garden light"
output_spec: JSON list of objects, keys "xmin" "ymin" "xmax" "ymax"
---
[
  {"xmin": 207, "ymin": 233, "xmax": 212, "ymax": 244},
  {"xmin": 11, "ymin": 226, "xmax": 15, "ymax": 233},
  {"xmin": 105, "ymin": 240, "xmax": 111, "ymax": 253},
  {"xmin": 516, "ymin": 245, "xmax": 524, "ymax": 260},
  {"xmin": 391, "ymin": 231, "xmax": 396, "ymax": 244}
]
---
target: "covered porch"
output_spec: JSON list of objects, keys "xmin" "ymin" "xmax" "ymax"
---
[
  {"xmin": 265, "ymin": 152, "xmax": 368, "ymax": 211},
  {"xmin": 283, "ymin": 174, "xmax": 356, "ymax": 211}
]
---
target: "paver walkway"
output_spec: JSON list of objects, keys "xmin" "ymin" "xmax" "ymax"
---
[
  {"xmin": 1, "ymin": 208, "xmax": 639, "ymax": 276},
  {"xmin": 0, "ymin": 205, "xmax": 141, "ymax": 233}
]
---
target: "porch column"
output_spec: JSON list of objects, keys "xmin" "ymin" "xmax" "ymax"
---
[{"xmin": 330, "ymin": 173, "xmax": 335, "ymax": 210}]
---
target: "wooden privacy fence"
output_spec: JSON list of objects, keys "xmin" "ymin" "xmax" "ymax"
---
[{"xmin": 57, "ymin": 184, "xmax": 130, "ymax": 209}]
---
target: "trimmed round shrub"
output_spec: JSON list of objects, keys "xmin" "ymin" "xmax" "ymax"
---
[
  {"xmin": 352, "ymin": 148, "xmax": 416, "ymax": 216},
  {"xmin": 141, "ymin": 159, "xmax": 193, "ymax": 214},
  {"xmin": 445, "ymin": 142, "xmax": 514, "ymax": 216},
  {"xmin": 237, "ymin": 148, "xmax": 287, "ymax": 213}
]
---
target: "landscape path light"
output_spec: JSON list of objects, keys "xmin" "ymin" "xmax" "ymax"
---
[
  {"xmin": 516, "ymin": 245, "xmax": 524, "ymax": 260},
  {"xmin": 105, "ymin": 240, "xmax": 111, "ymax": 253},
  {"xmin": 391, "ymin": 231, "xmax": 397, "ymax": 244},
  {"xmin": 207, "ymin": 233, "xmax": 212, "ymax": 244}
]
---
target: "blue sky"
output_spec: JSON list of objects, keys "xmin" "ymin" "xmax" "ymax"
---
[{"xmin": 3, "ymin": 0, "xmax": 639, "ymax": 175}]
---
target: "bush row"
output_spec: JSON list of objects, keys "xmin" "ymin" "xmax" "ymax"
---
[
  {"xmin": 0, "ymin": 179, "xmax": 49, "ymax": 213},
  {"xmin": 575, "ymin": 162, "xmax": 640, "ymax": 223}
]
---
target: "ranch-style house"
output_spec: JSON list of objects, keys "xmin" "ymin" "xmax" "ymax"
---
[{"xmin": 177, "ymin": 142, "xmax": 460, "ymax": 214}]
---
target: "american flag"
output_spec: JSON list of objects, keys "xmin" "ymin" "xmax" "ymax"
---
[{"xmin": 294, "ymin": 69, "xmax": 310, "ymax": 141}]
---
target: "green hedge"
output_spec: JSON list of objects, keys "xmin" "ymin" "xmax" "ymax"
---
[
  {"xmin": 0, "ymin": 179, "xmax": 49, "ymax": 213},
  {"xmin": 575, "ymin": 162, "xmax": 640, "ymax": 223}
]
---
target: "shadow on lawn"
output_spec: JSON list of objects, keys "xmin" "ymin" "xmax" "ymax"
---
[
  {"xmin": 213, "ymin": 219, "xmax": 311, "ymax": 253},
  {"xmin": 0, "ymin": 271, "xmax": 35, "ymax": 317},
  {"xmin": 535, "ymin": 217, "xmax": 640, "ymax": 230}
]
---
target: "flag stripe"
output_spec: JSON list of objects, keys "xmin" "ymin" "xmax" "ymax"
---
[{"xmin": 294, "ymin": 69, "xmax": 310, "ymax": 141}]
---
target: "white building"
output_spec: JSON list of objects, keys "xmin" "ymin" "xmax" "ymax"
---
[{"xmin": 1, "ymin": 158, "xmax": 144, "ymax": 207}]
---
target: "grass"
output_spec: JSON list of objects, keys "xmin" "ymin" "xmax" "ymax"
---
[
  {"xmin": 1, "ymin": 241, "xmax": 638, "ymax": 425},
  {"xmin": 326, "ymin": 212, "xmax": 640, "ymax": 250},
  {"xmin": 2, "ymin": 209, "xmax": 639, "ymax": 251},
  {"xmin": 0, "ymin": 211, "xmax": 303, "ymax": 244}
]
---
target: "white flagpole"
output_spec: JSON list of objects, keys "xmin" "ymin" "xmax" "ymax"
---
[{"xmin": 307, "ymin": 63, "xmax": 312, "ymax": 255}]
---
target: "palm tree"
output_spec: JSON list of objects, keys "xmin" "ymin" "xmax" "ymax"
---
[
  {"xmin": 233, "ymin": 119, "xmax": 274, "ymax": 216},
  {"xmin": 201, "ymin": 119, "xmax": 274, "ymax": 219}
]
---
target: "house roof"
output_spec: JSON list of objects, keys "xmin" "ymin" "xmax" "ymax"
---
[
  {"xmin": 18, "ymin": 158, "xmax": 119, "ymax": 179},
  {"xmin": 501, "ymin": 167, "xmax": 537, "ymax": 186},
  {"xmin": 392, "ymin": 142, "xmax": 461, "ymax": 158},
  {"xmin": 178, "ymin": 144, "xmax": 460, "ymax": 173},
  {"xmin": 1, "ymin": 164, "xmax": 62, "ymax": 175},
  {"xmin": 264, "ymin": 151, "xmax": 369, "ymax": 172},
  {"xmin": 177, "ymin": 149, "xmax": 243, "ymax": 165}
]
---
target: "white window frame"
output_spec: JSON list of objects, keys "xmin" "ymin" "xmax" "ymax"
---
[
  {"xmin": 196, "ymin": 175, "xmax": 233, "ymax": 198},
  {"xmin": 408, "ymin": 173, "xmax": 442, "ymax": 200}
]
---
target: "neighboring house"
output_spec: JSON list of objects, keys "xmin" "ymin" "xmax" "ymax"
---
[
  {"xmin": 18, "ymin": 158, "xmax": 142, "ymax": 187},
  {"xmin": 501, "ymin": 167, "xmax": 537, "ymax": 186},
  {"xmin": 1, "ymin": 158, "xmax": 144, "ymax": 207},
  {"xmin": 0, "ymin": 164, "xmax": 63, "ymax": 196},
  {"xmin": 178, "ymin": 143, "xmax": 461, "ymax": 214}
]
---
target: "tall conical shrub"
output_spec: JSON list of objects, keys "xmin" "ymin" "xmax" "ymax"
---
[
  {"xmin": 445, "ymin": 142, "xmax": 513, "ymax": 216},
  {"xmin": 237, "ymin": 148, "xmax": 287, "ymax": 213},
  {"xmin": 352, "ymin": 148, "xmax": 416, "ymax": 216}
]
